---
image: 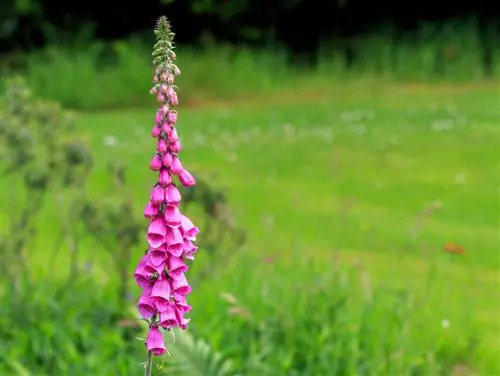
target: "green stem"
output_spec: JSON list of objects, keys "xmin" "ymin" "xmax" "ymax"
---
[{"xmin": 145, "ymin": 351, "xmax": 153, "ymax": 376}]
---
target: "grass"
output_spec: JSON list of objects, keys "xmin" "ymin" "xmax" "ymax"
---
[{"xmin": 17, "ymin": 79, "xmax": 498, "ymax": 374}]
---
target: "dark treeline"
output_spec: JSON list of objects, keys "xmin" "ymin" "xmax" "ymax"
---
[{"xmin": 1, "ymin": 0, "xmax": 499, "ymax": 54}]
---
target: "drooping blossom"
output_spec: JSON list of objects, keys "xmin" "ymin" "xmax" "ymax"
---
[{"xmin": 146, "ymin": 325, "xmax": 167, "ymax": 355}]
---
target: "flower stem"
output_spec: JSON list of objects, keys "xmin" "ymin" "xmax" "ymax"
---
[{"xmin": 145, "ymin": 351, "xmax": 153, "ymax": 376}]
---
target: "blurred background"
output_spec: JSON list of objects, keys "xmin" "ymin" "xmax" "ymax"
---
[{"xmin": 0, "ymin": 1, "xmax": 499, "ymax": 375}]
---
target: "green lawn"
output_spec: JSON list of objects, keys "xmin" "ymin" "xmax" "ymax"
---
[{"xmin": 29, "ymin": 82, "xmax": 499, "ymax": 374}]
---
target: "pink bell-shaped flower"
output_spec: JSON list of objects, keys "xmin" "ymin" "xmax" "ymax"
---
[
  {"xmin": 180, "ymin": 215, "xmax": 199, "ymax": 240},
  {"xmin": 144, "ymin": 201, "xmax": 158, "ymax": 219},
  {"xmin": 171, "ymin": 155, "xmax": 183, "ymax": 175},
  {"xmin": 134, "ymin": 255, "xmax": 156, "ymax": 288},
  {"xmin": 150, "ymin": 185, "xmax": 165, "ymax": 205},
  {"xmin": 151, "ymin": 277, "xmax": 172, "ymax": 312},
  {"xmin": 159, "ymin": 303, "xmax": 179, "ymax": 329},
  {"xmin": 167, "ymin": 256, "xmax": 188, "ymax": 279},
  {"xmin": 158, "ymin": 168, "xmax": 172, "ymax": 186},
  {"xmin": 164, "ymin": 205, "xmax": 181, "ymax": 227},
  {"xmin": 179, "ymin": 169, "xmax": 196, "ymax": 187},
  {"xmin": 165, "ymin": 184, "xmax": 181, "ymax": 206},
  {"xmin": 170, "ymin": 273, "xmax": 191, "ymax": 295},
  {"xmin": 147, "ymin": 217, "xmax": 167, "ymax": 248},
  {"xmin": 150, "ymin": 154, "xmax": 162, "ymax": 171},
  {"xmin": 146, "ymin": 326, "xmax": 167, "ymax": 355},
  {"xmin": 137, "ymin": 287, "xmax": 156, "ymax": 320}
]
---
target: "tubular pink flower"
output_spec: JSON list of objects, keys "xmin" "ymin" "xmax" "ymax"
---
[
  {"xmin": 165, "ymin": 184, "xmax": 181, "ymax": 206},
  {"xmin": 168, "ymin": 127, "xmax": 179, "ymax": 143},
  {"xmin": 164, "ymin": 205, "xmax": 181, "ymax": 227},
  {"xmin": 179, "ymin": 169, "xmax": 196, "ymax": 187},
  {"xmin": 146, "ymin": 326, "xmax": 167, "ymax": 356},
  {"xmin": 183, "ymin": 240, "xmax": 198, "ymax": 260},
  {"xmin": 167, "ymin": 256, "xmax": 188, "ymax": 279},
  {"xmin": 170, "ymin": 140, "xmax": 181, "ymax": 153},
  {"xmin": 173, "ymin": 293, "xmax": 192, "ymax": 312},
  {"xmin": 150, "ymin": 154, "xmax": 162, "ymax": 171},
  {"xmin": 171, "ymin": 155, "xmax": 183, "ymax": 175},
  {"xmin": 180, "ymin": 215, "xmax": 199, "ymax": 240},
  {"xmin": 138, "ymin": 287, "xmax": 157, "ymax": 320},
  {"xmin": 157, "ymin": 138, "xmax": 168, "ymax": 153},
  {"xmin": 150, "ymin": 185, "xmax": 165, "ymax": 205},
  {"xmin": 169, "ymin": 93, "xmax": 179, "ymax": 106},
  {"xmin": 151, "ymin": 277, "xmax": 172, "ymax": 312},
  {"xmin": 159, "ymin": 304, "xmax": 179, "ymax": 328},
  {"xmin": 154, "ymin": 111, "xmax": 163, "ymax": 126},
  {"xmin": 147, "ymin": 217, "xmax": 167, "ymax": 248},
  {"xmin": 174, "ymin": 306, "xmax": 190, "ymax": 329},
  {"xmin": 134, "ymin": 255, "xmax": 156, "ymax": 288},
  {"xmin": 149, "ymin": 247, "xmax": 168, "ymax": 266},
  {"xmin": 162, "ymin": 122, "xmax": 172, "ymax": 134},
  {"xmin": 151, "ymin": 126, "xmax": 161, "ymax": 137},
  {"xmin": 165, "ymin": 227, "xmax": 184, "ymax": 256},
  {"xmin": 161, "ymin": 152, "xmax": 173, "ymax": 168},
  {"xmin": 166, "ymin": 86, "xmax": 175, "ymax": 98},
  {"xmin": 144, "ymin": 201, "xmax": 158, "ymax": 219},
  {"xmin": 170, "ymin": 273, "xmax": 192, "ymax": 295},
  {"xmin": 158, "ymin": 168, "xmax": 172, "ymax": 186},
  {"xmin": 167, "ymin": 110, "xmax": 177, "ymax": 124}
]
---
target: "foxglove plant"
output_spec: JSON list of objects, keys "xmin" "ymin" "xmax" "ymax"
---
[{"xmin": 135, "ymin": 17, "xmax": 199, "ymax": 375}]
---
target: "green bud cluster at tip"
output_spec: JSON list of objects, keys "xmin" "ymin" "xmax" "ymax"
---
[{"xmin": 152, "ymin": 16, "xmax": 176, "ymax": 67}]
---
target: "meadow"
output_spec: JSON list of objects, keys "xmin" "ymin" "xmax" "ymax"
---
[{"xmin": 1, "ymin": 24, "xmax": 500, "ymax": 375}]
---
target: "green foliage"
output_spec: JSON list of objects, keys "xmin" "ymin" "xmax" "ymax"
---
[
  {"xmin": 0, "ymin": 76, "xmax": 92, "ymax": 290},
  {"xmin": 164, "ymin": 329, "xmax": 237, "ymax": 376},
  {"xmin": 1, "ymin": 20, "xmax": 497, "ymax": 110},
  {"xmin": 160, "ymin": 0, "xmax": 305, "ymax": 22},
  {"xmin": 0, "ymin": 281, "xmax": 141, "ymax": 375}
]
